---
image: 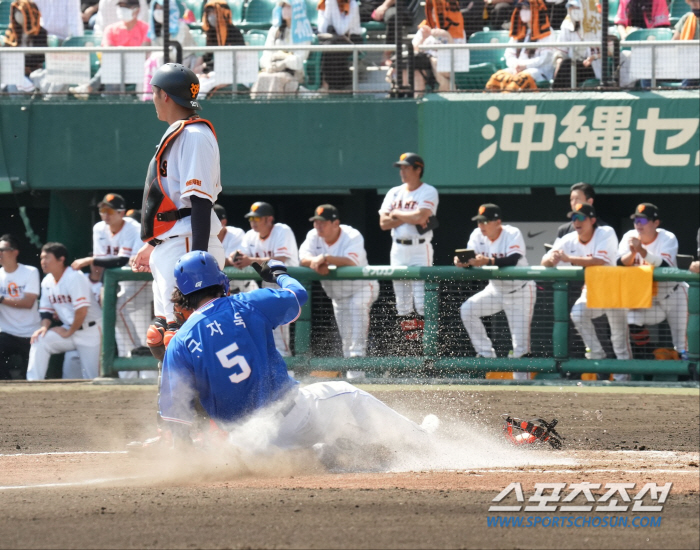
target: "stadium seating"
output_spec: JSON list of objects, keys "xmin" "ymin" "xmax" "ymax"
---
[
  {"xmin": 622, "ymin": 27, "xmax": 674, "ymax": 50},
  {"xmin": 239, "ymin": 0, "xmax": 276, "ymax": 30},
  {"xmin": 305, "ymin": 0, "xmax": 319, "ymax": 28},
  {"xmin": 670, "ymin": 0, "xmax": 692, "ymax": 26},
  {"xmin": 455, "ymin": 30, "xmax": 508, "ymax": 90},
  {"xmin": 244, "ymin": 28, "xmax": 268, "ymax": 61},
  {"xmin": 185, "ymin": 0, "xmax": 205, "ymax": 22},
  {"xmin": 228, "ymin": 0, "xmax": 245, "ymax": 24},
  {"xmin": 608, "ymin": 0, "xmax": 619, "ymax": 25},
  {"xmin": 0, "ymin": 0, "xmax": 11, "ymax": 33}
]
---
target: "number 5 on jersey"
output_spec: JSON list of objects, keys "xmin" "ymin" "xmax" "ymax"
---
[{"xmin": 215, "ymin": 342, "xmax": 252, "ymax": 383}]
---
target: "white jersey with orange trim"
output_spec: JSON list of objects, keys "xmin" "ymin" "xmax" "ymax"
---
[
  {"xmin": 617, "ymin": 228, "xmax": 681, "ymax": 293},
  {"xmin": 549, "ymin": 226, "xmax": 618, "ymax": 267},
  {"xmin": 153, "ymin": 121, "xmax": 222, "ymax": 241},
  {"xmin": 221, "ymin": 226, "xmax": 246, "ymax": 258},
  {"xmin": 241, "ymin": 224, "xmax": 299, "ymax": 267},
  {"xmin": 93, "ymin": 218, "xmax": 141, "ymax": 260},
  {"xmin": 378, "ymin": 182, "xmax": 439, "ymax": 241},
  {"xmin": 38, "ymin": 267, "xmax": 102, "ymax": 327},
  {"xmin": 299, "ymin": 224, "xmax": 374, "ymax": 300},
  {"xmin": 466, "ymin": 224, "xmax": 529, "ymax": 292}
]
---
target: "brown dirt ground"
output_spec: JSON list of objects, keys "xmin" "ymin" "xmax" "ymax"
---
[{"xmin": 0, "ymin": 382, "xmax": 698, "ymax": 550}]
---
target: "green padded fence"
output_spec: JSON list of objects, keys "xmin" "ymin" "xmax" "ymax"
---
[{"xmin": 101, "ymin": 266, "xmax": 699, "ymax": 378}]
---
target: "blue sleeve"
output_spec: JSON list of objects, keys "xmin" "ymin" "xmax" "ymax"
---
[
  {"xmin": 159, "ymin": 341, "xmax": 197, "ymax": 426},
  {"xmin": 239, "ymin": 273, "xmax": 308, "ymax": 327}
]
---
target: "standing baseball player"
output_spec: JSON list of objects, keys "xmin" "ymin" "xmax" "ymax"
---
[
  {"xmin": 27, "ymin": 243, "xmax": 102, "ymax": 380},
  {"xmin": 142, "ymin": 251, "xmax": 436, "ymax": 468},
  {"xmin": 542, "ymin": 204, "xmax": 631, "ymax": 365},
  {"xmin": 556, "ymin": 182, "xmax": 608, "ymax": 238},
  {"xmin": 0, "ymin": 234, "xmax": 41, "ymax": 380},
  {"xmin": 618, "ymin": 203, "xmax": 688, "ymax": 356},
  {"xmin": 454, "ymin": 204, "xmax": 536, "ymax": 378},
  {"xmin": 232, "ymin": 202, "xmax": 299, "ymax": 357},
  {"xmin": 71, "ymin": 193, "xmax": 145, "ymax": 358},
  {"xmin": 299, "ymin": 204, "xmax": 379, "ymax": 361},
  {"xmin": 378, "ymin": 153, "xmax": 438, "ymax": 338},
  {"xmin": 131, "ymin": 63, "xmax": 225, "ymax": 361}
]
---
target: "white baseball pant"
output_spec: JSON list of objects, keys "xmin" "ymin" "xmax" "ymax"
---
[
  {"xmin": 150, "ymin": 235, "xmax": 225, "ymax": 323},
  {"xmin": 390, "ymin": 241, "xmax": 433, "ymax": 316},
  {"xmin": 272, "ymin": 381, "xmax": 431, "ymax": 452},
  {"xmin": 116, "ymin": 280, "xmax": 152, "ymax": 357},
  {"xmin": 27, "ymin": 324, "xmax": 102, "ymax": 380},
  {"xmin": 331, "ymin": 283, "xmax": 380, "ymax": 358},
  {"xmin": 460, "ymin": 281, "xmax": 537, "ymax": 359},
  {"xmin": 627, "ymin": 284, "xmax": 689, "ymax": 352},
  {"xmin": 570, "ymin": 289, "xmax": 631, "ymax": 360}
]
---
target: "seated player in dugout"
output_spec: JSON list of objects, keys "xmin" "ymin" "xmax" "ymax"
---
[
  {"xmin": 129, "ymin": 252, "xmax": 439, "ymax": 469},
  {"xmin": 454, "ymin": 204, "xmax": 536, "ymax": 378},
  {"xmin": 542, "ymin": 204, "xmax": 632, "ymax": 374},
  {"xmin": 617, "ymin": 203, "xmax": 689, "ymax": 360}
]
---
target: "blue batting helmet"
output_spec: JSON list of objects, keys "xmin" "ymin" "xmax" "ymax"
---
[{"xmin": 174, "ymin": 251, "xmax": 229, "ymax": 296}]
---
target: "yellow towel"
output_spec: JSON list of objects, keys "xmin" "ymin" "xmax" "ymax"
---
[{"xmin": 585, "ymin": 266, "xmax": 653, "ymax": 309}]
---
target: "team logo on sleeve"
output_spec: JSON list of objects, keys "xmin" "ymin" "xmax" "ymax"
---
[
  {"xmin": 190, "ymin": 83, "xmax": 200, "ymax": 99},
  {"xmin": 160, "ymin": 160, "xmax": 168, "ymax": 177}
]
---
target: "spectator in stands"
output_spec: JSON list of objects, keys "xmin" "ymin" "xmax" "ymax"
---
[
  {"xmin": 485, "ymin": 0, "xmax": 554, "ymax": 91},
  {"xmin": 366, "ymin": 0, "xmax": 419, "ymax": 62},
  {"xmin": 27, "ymin": 242, "xmax": 102, "ymax": 380},
  {"xmin": 317, "ymin": 0, "xmax": 363, "ymax": 90},
  {"xmin": 419, "ymin": 0, "xmax": 466, "ymax": 42},
  {"xmin": 1, "ymin": 0, "xmax": 47, "ymax": 94},
  {"xmin": 552, "ymin": 0, "xmax": 601, "ymax": 88},
  {"xmin": 481, "ymin": 0, "xmax": 515, "ymax": 32},
  {"xmin": 672, "ymin": 0, "xmax": 700, "ymax": 87},
  {"xmin": 0, "ymin": 234, "xmax": 41, "ymax": 380},
  {"xmin": 33, "ymin": 0, "xmax": 83, "ymax": 40},
  {"xmin": 81, "ymin": 0, "xmax": 100, "ymax": 30},
  {"xmin": 93, "ymin": 0, "xmax": 150, "ymax": 35},
  {"xmin": 300, "ymin": 204, "xmax": 379, "ymax": 362},
  {"xmin": 618, "ymin": 203, "xmax": 688, "ymax": 358},
  {"xmin": 69, "ymin": 0, "xmax": 150, "ymax": 98},
  {"xmin": 556, "ymin": 182, "xmax": 607, "ymax": 238},
  {"xmin": 615, "ymin": 0, "xmax": 669, "ymax": 39},
  {"xmin": 143, "ymin": 0, "xmax": 199, "ymax": 100},
  {"xmin": 542, "ymin": 204, "xmax": 631, "ymax": 370},
  {"xmin": 454, "ymin": 205, "xmax": 536, "ymax": 378},
  {"xmin": 251, "ymin": 0, "xmax": 312, "ymax": 98},
  {"xmin": 232, "ymin": 202, "xmax": 299, "ymax": 357},
  {"xmin": 196, "ymin": 0, "xmax": 245, "ymax": 97},
  {"xmin": 388, "ymin": 25, "xmax": 453, "ymax": 96},
  {"xmin": 545, "ymin": 0, "xmax": 567, "ymax": 28},
  {"xmin": 214, "ymin": 205, "xmax": 259, "ymax": 295}
]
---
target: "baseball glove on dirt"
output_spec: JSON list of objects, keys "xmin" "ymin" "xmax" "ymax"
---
[{"xmin": 502, "ymin": 414, "xmax": 563, "ymax": 449}]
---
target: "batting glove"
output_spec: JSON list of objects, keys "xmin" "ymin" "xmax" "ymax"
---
[{"xmin": 252, "ymin": 260, "xmax": 287, "ymax": 284}]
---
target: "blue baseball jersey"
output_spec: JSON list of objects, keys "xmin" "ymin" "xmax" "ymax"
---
[{"xmin": 159, "ymin": 274, "xmax": 307, "ymax": 426}]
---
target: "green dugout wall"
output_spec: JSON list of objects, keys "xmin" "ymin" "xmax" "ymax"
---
[{"xmin": 1, "ymin": 91, "xmax": 698, "ymax": 264}]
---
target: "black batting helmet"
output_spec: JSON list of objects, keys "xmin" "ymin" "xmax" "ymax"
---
[{"xmin": 150, "ymin": 63, "xmax": 202, "ymax": 110}]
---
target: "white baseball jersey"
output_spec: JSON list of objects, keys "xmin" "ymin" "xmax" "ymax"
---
[
  {"xmin": 93, "ymin": 218, "xmax": 141, "ymax": 260},
  {"xmin": 241, "ymin": 224, "xmax": 299, "ymax": 266},
  {"xmin": 156, "ymin": 122, "xmax": 222, "ymax": 241},
  {"xmin": 0, "ymin": 264, "xmax": 41, "ymax": 338},
  {"xmin": 549, "ymin": 226, "xmax": 618, "ymax": 267},
  {"xmin": 378, "ymin": 182, "xmax": 439, "ymax": 241},
  {"xmin": 38, "ymin": 267, "xmax": 102, "ymax": 327},
  {"xmin": 467, "ymin": 224, "xmax": 529, "ymax": 292},
  {"xmin": 618, "ymin": 228, "xmax": 680, "ymax": 292},
  {"xmin": 299, "ymin": 225, "xmax": 374, "ymax": 300},
  {"xmin": 221, "ymin": 226, "xmax": 246, "ymax": 258}
]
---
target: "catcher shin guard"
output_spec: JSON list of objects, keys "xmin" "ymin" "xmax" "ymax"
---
[{"xmin": 502, "ymin": 414, "xmax": 563, "ymax": 449}]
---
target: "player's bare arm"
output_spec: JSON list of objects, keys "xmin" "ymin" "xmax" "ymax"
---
[
  {"xmin": 561, "ymin": 253, "xmax": 605, "ymax": 267},
  {"xmin": 390, "ymin": 208, "xmax": 432, "ymax": 226},
  {"xmin": 71, "ymin": 257, "xmax": 93, "ymax": 270},
  {"xmin": 52, "ymin": 306, "xmax": 88, "ymax": 339},
  {"xmin": 30, "ymin": 319, "xmax": 51, "ymax": 344},
  {"xmin": 379, "ymin": 211, "xmax": 403, "ymax": 230},
  {"xmin": 0, "ymin": 292, "xmax": 38, "ymax": 309},
  {"xmin": 132, "ymin": 242, "xmax": 154, "ymax": 272},
  {"xmin": 541, "ymin": 250, "xmax": 561, "ymax": 267}
]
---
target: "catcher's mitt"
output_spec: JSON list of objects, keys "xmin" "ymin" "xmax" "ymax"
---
[{"xmin": 502, "ymin": 414, "xmax": 563, "ymax": 449}]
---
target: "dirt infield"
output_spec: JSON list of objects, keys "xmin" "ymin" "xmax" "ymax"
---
[{"xmin": 0, "ymin": 382, "xmax": 698, "ymax": 549}]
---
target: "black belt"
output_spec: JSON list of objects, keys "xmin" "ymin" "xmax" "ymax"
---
[
  {"xmin": 508, "ymin": 282, "xmax": 529, "ymax": 294},
  {"xmin": 77, "ymin": 321, "xmax": 97, "ymax": 331},
  {"xmin": 149, "ymin": 235, "xmax": 180, "ymax": 246},
  {"xmin": 156, "ymin": 208, "xmax": 191, "ymax": 222},
  {"xmin": 395, "ymin": 238, "xmax": 425, "ymax": 245}
]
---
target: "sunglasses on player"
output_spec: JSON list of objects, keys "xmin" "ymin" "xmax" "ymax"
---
[
  {"xmin": 634, "ymin": 217, "xmax": 650, "ymax": 225},
  {"xmin": 247, "ymin": 216, "xmax": 262, "ymax": 222},
  {"xmin": 99, "ymin": 207, "xmax": 116, "ymax": 215},
  {"xmin": 571, "ymin": 213, "xmax": 589, "ymax": 222}
]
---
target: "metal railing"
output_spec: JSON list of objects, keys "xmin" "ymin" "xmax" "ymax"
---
[
  {"xmin": 2, "ymin": 40, "xmax": 698, "ymax": 96},
  {"xmin": 101, "ymin": 265, "xmax": 699, "ymax": 379}
]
